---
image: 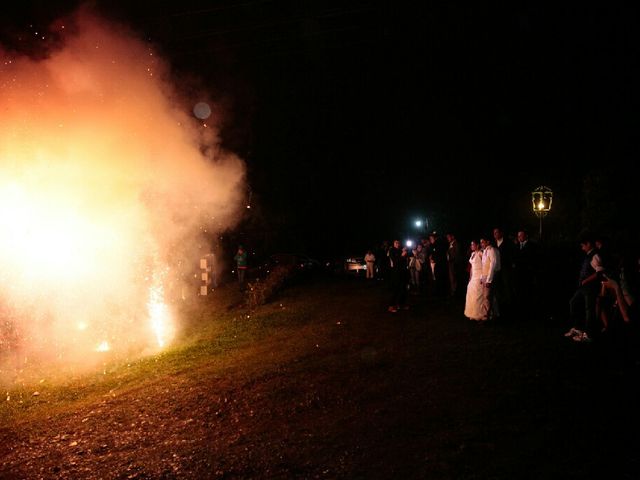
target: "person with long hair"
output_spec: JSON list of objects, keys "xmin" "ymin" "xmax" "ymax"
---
[{"xmin": 464, "ymin": 240, "xmax": 484, "ymax": 322}]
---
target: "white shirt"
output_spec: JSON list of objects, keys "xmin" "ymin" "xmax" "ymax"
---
[
  {"xmin": 586, "ymin": 249, "xmax": 604, "ymax": 273},
  {"xmin": 481, "ymin": 245, "xmax": 501, "ymax": 283}
]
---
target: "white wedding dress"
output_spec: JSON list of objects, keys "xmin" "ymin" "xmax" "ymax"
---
[{"xmin": 464, "ymin": 251, "xmax": 484, "ymax": 320}]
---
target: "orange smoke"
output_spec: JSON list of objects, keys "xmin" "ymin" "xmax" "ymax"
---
[{"xmin": 0, "ymin": 9, "xmax": 245, "ymax": 376}]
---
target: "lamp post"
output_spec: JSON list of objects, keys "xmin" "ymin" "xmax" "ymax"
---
[
  {"xmin": 531, "ymin": 186, "xmax": 553, "ymax": 240},
  {"xmin": 414, "ymin": 217, "xmax": 429, "ymax": 236}
]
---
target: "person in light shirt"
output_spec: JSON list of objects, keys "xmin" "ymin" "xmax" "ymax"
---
[
  {"xmin": 409, "ymin": 244, "xmax": 425, "ymax": 291},
  {"xmin": 480, "ymin": 236, "xmax": 501, "ymax": 321},
  {"xmin": 364, "ymin": 250, "xmax": 376, "ymax": 279}
]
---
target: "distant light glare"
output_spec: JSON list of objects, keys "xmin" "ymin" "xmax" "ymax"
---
[
  {"xmin": 406, "ymin": 240, "xmax": 413, "ymax": 247},
  {"xmin": 415, "ymin": 220, "xmax": 422, "ymax": 227}
]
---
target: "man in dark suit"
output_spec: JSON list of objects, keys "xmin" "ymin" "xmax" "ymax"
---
[
  {"xmin": 446, "ymin": 232, "xmax": 466, "ymax": 300},
  {"xmin": 493, "ymin": 227, "xmax": 515, "ymax": 320},
  {"xmin": 387, "ymin": 240, "xmax": 409, "ymax": 312},
  {"xmin": 513, "ymin": 230, "xmax": 537, "ymax": 319},
  {"xmin": 428, "ymin": 232, "xmax": 449, "ymax": 298}
]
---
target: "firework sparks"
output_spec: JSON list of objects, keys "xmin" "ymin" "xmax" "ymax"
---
[
  {"xmin": 147, "ymin": 269, "xmax": 174, "ymax": 349},
  {"xmin": 0, "ymin": 8, "xmax": 245, "ymax": 376}
]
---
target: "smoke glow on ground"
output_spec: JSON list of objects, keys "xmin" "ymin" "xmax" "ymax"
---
[{"xmin": 0, "ymin": 9, "xmax": 244, "ymax": 380}]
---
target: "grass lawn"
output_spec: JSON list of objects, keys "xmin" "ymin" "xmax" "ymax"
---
[{"xmin": 1, "ymin": 275, "xmax": 639, "ymax": 479}]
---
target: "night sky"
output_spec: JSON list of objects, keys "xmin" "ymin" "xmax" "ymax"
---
[{"xmin": 2, "ymin": 2, "xmax": 639, "ymax": 256}]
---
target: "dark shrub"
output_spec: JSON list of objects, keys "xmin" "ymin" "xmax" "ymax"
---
[{"xmin": 246, "ymin": 264, "xmax": 296, "ymax": 310}]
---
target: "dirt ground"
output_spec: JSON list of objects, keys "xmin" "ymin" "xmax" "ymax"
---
[{"xmin": 1, "ymin": 277, "xmax": 639, "ymax": 479}]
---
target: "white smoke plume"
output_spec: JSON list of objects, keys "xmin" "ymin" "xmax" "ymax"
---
[{"xmin": 0, "ymin": 9, "xmax": 245, "ymax": 380}]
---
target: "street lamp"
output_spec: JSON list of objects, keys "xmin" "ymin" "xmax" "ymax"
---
[
  {"xmin": 531, "ymin": 186, "xmax": 553, "ymax": 240},
  {"xmin": 414, "ymin": 217, "xmax": 429, "ymax": 236}
]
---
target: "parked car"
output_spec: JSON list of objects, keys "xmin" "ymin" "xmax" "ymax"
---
[
  {"xmin": 265, "ymin": 253, "xmax": 321, "ymax": 272},
  {"xmin": 344, "ymin": 256, "xmax": 368, "ymax": 275}
]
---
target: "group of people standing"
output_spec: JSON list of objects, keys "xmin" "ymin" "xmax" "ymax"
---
[
  {"xmin": 375, "ymin": 227, "xmax": 639, "ymax": 354},
  {"xmin": 463, "ymin": 228, "xmax": 537, "ymax": 323},
  {"xmin": 378, "ymin": 232, "xmax": 466, "ymax": 313},
  {"xmin": 564, "ymin": 233, "xmax": 639, "ymax": 344},
  {"xmin": 375, "ymin": 228, "xmax": 538, "ymax": 319}
]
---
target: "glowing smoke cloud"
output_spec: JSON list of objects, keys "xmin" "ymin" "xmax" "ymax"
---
[{"xmin": 0, "ymin": 10, "xmax": 245, "ymax": 375}]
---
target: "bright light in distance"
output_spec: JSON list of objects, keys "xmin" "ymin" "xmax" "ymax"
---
[
  {"xmin": 406, "ymin": 240, "xmax": 413, "ymax": 247},
  {"xmin": 415, "ymin": 220, "xmax": 422, "ymax": 228}
]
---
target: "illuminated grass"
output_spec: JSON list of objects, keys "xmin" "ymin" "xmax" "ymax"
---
[{"xmin": 0, "ymin": 282, "xmax": 323, "ymax": 424}]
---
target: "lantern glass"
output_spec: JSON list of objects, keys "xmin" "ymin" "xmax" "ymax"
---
[{"xmin": 531, "ymin": 186, "xmax": 553, "ymax": 216}]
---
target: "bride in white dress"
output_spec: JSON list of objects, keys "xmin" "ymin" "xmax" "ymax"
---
[{"xmin": 464, "ymin": 240, "xmax": 484, "ymax": 321}]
